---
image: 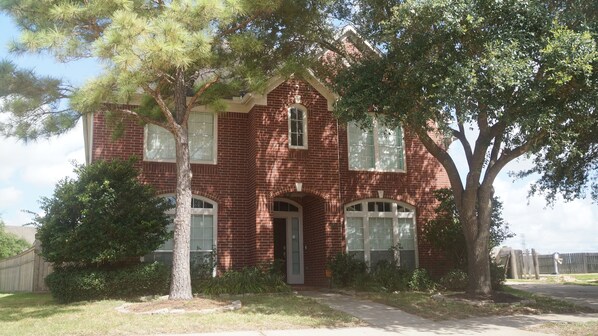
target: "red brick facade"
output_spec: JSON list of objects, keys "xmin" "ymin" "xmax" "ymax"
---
[{"xmin": 90, "ymin": 77, "xmax": 451, "ymax": 286}]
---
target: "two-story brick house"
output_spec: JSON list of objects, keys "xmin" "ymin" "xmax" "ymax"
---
[{"xmin": 83, "ymin": 32, "xmax": 451, "ymax": 287}]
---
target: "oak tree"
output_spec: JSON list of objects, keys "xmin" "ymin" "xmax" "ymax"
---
[{"xmin": 332, "ymin": 0, "xmax": 598, "ymax": 295}]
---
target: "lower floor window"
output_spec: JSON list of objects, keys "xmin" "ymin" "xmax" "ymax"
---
[
  {"xmin": 345, "ymin": 200, "xmax": 416, "ymax": 270},
  {"xmin": 145, "ymin": 195, "xmax": 217, "ymax": 271}
]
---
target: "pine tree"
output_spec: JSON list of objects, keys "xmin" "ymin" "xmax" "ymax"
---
[{"xmin": 1, "ymin": 0, "xmax": 334, "ymax": 300}]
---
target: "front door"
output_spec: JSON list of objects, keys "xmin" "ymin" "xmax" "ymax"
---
[{"xmin": 273, "ymin": 200, "xmax": 304, "ymax": 284}]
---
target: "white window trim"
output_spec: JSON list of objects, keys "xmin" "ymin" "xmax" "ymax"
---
[
  {"xmin": 143, "ymin": 113, "xmax": 218, "ymax": 165},
  {"xmin": 347, "ymin": 120, "xmax": 407, "ymax": 173},
  {"xmin": 344, "ymin": 199, "xmax": 418, "ymax": 268},
  {"xmin": 155, "ymin": 195, "xmax": 218, "ymax": 254},
  {"xmin": 288, "ymin": 104, "xmax": 308, "ymax": 149}
]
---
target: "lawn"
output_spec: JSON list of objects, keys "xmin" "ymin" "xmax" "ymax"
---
[
  {"xmin": 358, "ymin": 286, "xmax": 596, "ymax": 321},
  {"xmin": 0, "ymin": 292, "xmax": 361, "ymax": 336},
  {"xmin": 510, "ymin": 274, "xmax": 598, "ymax": 286}
]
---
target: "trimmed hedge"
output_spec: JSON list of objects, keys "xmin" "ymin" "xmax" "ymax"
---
[{"xmin": 45, "ymin": 262, "xmax": 170, "ymax": 303}]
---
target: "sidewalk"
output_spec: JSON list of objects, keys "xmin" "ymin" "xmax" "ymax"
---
[{"xmin": 156, "ymin": 291, "xmax": 598, "ymax": 336}]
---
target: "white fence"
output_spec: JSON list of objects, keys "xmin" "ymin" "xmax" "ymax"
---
[{"xmin": 0, "ymin": 242, "xmax": 52, "ymax": 292}]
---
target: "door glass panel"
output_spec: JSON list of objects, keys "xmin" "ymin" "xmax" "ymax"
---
[{"xmin": 291, "ymin": 217, "xmax": 300, "ymax": 275}]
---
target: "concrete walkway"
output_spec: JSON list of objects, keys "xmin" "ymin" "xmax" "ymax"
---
[{"xmin": 156, "ymin": 291, "xmax": 598, "ymax": 336}]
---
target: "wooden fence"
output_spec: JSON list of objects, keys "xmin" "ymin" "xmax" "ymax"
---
[
  {"xmin": 537, "ymin": 253, "xmax": 598, "ymax": 274},
  {"xmin": 0, "ymin": 242, "xmax": 52, "ymax": 292}
]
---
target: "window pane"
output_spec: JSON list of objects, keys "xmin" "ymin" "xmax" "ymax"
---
[
  {"xmin": 346, "ymin": 203, "xmax": 362, "ymax": 212},
  {"xmin": 348, "ymin": 122, "xmax": 375, "ymax": 169},
  {"xmin": 159, "ymin": 216, "xmax": 175, "ymax": 250},
  {"xmin": 189, "ymin": 113, "xmax": 214, "ymax": 161},
  {"xmin": 369, "ymin": 217, "xmax": 393, "ymax": 250},
  {"xmin": 377, "ymin": 126, "xmax": 405, "ymax": 170},
  {"xmin": 291, "ymin": 218, "xmax": 300, "ymax": 274},
  {"xmin": 398, "ymin": 218, "xmax": 415, "ymax": 250},
  {"xmin": 399, "ymin": 250, "xmax": 416, "ymax": 271},
  {"xmin": 371, "ymin": 250, "xmax": 394, "ymax": 267},
  {"xmin": 146, "ymin": 113, "xmax": 214, "ymax": 162},
  {"xmin": 346, "ymin": 217, "xmax": 364, "ymax": 251},
  {"xmin": 146, "ymin": 125, "xmax": 176, "ymax": 160},
  {"xmin": 191, "ymin": 215, "xmax": 214, "ymax": 251},
  {"xmin": 289, "ymin": 108, "xmax": 305, "ymax": 147}
]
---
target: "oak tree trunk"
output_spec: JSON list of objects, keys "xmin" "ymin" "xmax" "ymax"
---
[{"xmin": 460, "ymin": 187, "xmax": 493, "ymax": 296}]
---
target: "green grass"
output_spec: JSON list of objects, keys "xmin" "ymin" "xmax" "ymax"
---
[
  {"xmin": 510, "ymin": 274, "xmax": 598, "ymax": 286},
  {"xmin": 0, "ymin": 292, "xmax": 360, "ymax": 336},
  {"xmin": 359, "ymin": 286, "xmax": 595, "ymax": 321}
]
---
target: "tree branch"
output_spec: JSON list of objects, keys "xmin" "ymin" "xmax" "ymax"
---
[
  {"xmin": 413, "ymin": 125, "xmax": 464, "ymax": 199},
  {"xmin": 483, "ymin": 130, "xmax": 547, "ymax": 187},
  {"xmin": 185, "ymin": 75, "xmax": 221, "ymax": 118},
  {"xmin": 141, "ymin": 83, "xmax": 176, "ymax": 128}
]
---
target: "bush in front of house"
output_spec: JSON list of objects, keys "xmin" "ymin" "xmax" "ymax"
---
[
  {"xmin": 327, "ymin": 252, "xmax": 368, "ymax": 287},
  {"xmin": 45, "ymin": 262, "xmax": 170, "ymax": 303},
  {"xmin": 197, "ymin": 267, "xmax": 290, "ymax": 295},
  {"xmin": 369, "ymin": 260, "xmax": 411, "ymax": 292},
  {"xmin": 35, "ymin": 159, "xmax": 172, "ymax": 266},
  {"xmin": 439, "ymin": 269, "xmax": 468, "ymax": 291},
  {"xmin": 408, "ymin": 268, "xmax": 436, "ymax": 291}
]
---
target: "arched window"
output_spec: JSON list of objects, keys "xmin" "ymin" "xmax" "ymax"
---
[
  {"xmin": 344, "ymin": 199, "xmax": 416, "ymax": 270},
  {"xmin": 288, "ymin": 105, "xmax": 308, "ymax": 149},
  {"xmin": 147, "ymin": 195, "xmax": 217, "ymax": 268}
]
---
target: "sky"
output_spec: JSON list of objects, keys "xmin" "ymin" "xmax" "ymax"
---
[{"xmin": 0, "ymin": 13, "xmax": 596, "ymax": 255}]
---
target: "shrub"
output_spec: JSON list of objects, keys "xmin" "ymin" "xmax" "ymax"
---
[
  {"xmin": 490, "ymin": 261, "xmax": 506, "ymax": 290},
  {"xmin": 198, "ymin": 267, "xmax": 290, "ymax": 295},
  {"xmin": 408, "ymin": 268, "xmax": 435, "ymax": 291},
  {"xmin": 370, "ymin": 260, "xmax": 410, "ymax": 292},
  {"xmin": 439, "ymin": 269, "xmax": 468, "ymax": 291},
  {"xmin": 35, "ymin": 159, "xmax": 172, "ymax": 266},
  {"xmin": 327, "ymin": 253, "xmax": 367, "ymax": 287},
  {"xmin": 45, "ymin": 262, "xmax": 170, "ymax": 303}
]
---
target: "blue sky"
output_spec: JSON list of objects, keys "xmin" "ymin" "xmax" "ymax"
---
[{"xmin": 0, "ymin": 13, "xmax": 596, "ymax": 254}]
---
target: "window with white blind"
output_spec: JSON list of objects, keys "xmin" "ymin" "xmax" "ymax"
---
[
  {"xmin": 144, "ymin": 113, "xmax": 216, "ymax": 164},
  {"xmin": 146, "ymin": 195, "xmax": 217, "ymax": 270},
  {"xmin": 347, "ymin": 121, "xmax": 405, "ymax": 172},
  {"xmin": 288, "ymin": 105, "xmax": 308, "ymax": 149},
  {"xmin": 345, "ymin": 199, "xmax": 417, "ymax": 270}
]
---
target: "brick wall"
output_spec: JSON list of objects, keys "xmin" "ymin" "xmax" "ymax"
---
[{"xmin": 91, "ymin": 77, "xmax": 452, "ymax": 283}]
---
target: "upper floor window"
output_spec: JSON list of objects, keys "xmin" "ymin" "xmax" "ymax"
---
[
  {"xmin": 145, "ymin": 113, "xmax": 216, "ymax": 164},
  {"xmin": 347, "ymin": 120, "xmax": 405, "ymax": 172},
  {"xmin": 288, "ymin": 105, "xmax": 307, "ymax": 149}
]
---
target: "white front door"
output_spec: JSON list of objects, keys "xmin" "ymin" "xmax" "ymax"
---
[
  {"xmin": 273, "ymin": 199, "xmax": 304, "ymax": 285},
  {"xmin": 285, "ymin": 216, "xmax": 304, "ymax": 284}
]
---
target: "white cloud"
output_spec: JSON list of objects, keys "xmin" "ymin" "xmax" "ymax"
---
[
  {"xmin": 0, "ymin": 186, "xmax": 23, "ymax": 205},
  {"xmin": 0, "ymin": 122, "xmax": 84, "ymax": 187},
  {"xmin": 495, "ymin": 172, "xmax": 598, "ymax": 254}
]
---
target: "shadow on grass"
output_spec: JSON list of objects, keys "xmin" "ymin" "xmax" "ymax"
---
[{"xmin": 0, "ymin": 292, "xmax": 82, "ymax": 322}]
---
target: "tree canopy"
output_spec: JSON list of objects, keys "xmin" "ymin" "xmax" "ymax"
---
[{"xmin": 333, "ymin": 0, "xmax": 598, "ymax": 295}]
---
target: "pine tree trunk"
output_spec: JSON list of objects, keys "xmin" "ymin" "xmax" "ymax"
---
[
  {"xmin": 169, "ymin": 129, "xmax": 193, "ymax": 300},
  {"xmin": 169, "ymin": 67, "xmax": 193, "ymax": 300}
]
